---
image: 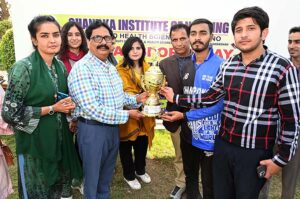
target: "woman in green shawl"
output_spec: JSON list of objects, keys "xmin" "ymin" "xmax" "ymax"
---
[{"xmin": 1, "ymin": 15, "xmax": 82, "ymax": 199}]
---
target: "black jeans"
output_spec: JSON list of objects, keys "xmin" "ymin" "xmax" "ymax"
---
[
  {"xmin": 213, "ymin": 136, "xmax": 272, "ymax": 199},
  {"xmin": 119, "ymin": 135, "xmax": 148, "ymax": 180},
  {"xmin": 181, "ymin": 139, "xmax": 214, "ymax": 199}
]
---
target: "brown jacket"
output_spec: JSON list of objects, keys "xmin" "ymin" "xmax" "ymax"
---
[
  {"xmin": 159, "ymin": 55, "xmax": 194, "ymax": 132},
  {"xmin": 116, "ymin": 61, "xmax": 155, "ymax": 147}
]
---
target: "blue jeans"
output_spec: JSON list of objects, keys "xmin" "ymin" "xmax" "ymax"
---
[{"xmin": 77, "ymin": 121, "xmax": 119, "ymax": 199}]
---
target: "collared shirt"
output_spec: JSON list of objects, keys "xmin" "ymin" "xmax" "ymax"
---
[
  {"xmin": 68, "ymin": 52, "xmax": 137, "ymax": 125},
  {"xmin": 295, "ymin": 64, "xmax": 300, "ymax": 80},
  {"xmin": 175, "ymin": 47, "xmax": 300, "ymax": 167},
  {"xmin": 175, "ymin": 51, "xmax": 192, "ymax": 78}
]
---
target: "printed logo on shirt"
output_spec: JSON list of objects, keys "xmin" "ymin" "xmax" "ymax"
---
[
  {"xmin": 183, "ymin": 73, "xmax": 189, "ymax": 80},
  {"xmin": 202, "ymin": 75, "xmax": 213, "ymax": 82},
  {"xmin": 183, "ymin": 86, "xmax": 208, "ymax": 94},
  {"xmin": 188, "ymin": 115, "xmax": 220, "ymax": 143}
]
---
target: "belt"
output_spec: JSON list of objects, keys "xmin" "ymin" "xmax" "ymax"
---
[{"xmin": 78, "ymin": 117, "xmax": 117, "ymax": 127}]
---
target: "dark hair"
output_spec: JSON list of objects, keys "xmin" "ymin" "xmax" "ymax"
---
[
  {"xmin": 85, "ymin": 20, "xmax": 114, "ymax": 40},
  {"xmin": 58, "ymin": 21, "xmax": 88, "ymax": 59},
  {"xmin": 169, "ymin": 24, "xmax": 189, "ymax": 38},
  {"xmin": 189, "ymin": 18, "xmax": 213, "ymax": 34},
  {"xmin": 231, "ymin": 6, "xmax": 269, "ymax": 34},
  {"xmin": 289, "ymin": 26, "xmax": 300, "ymax": 34},
  {"xmin": 28, "ymin": 15, "xmax": 61, "ymax": 49},
  {"xmin": 121, "ymin": 37, "xmax": 146, "ymax": 68}
]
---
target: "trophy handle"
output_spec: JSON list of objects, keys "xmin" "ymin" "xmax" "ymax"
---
[
  {"xmin": 162, "ymin": 75, "xmax": 167, "ymax": 87},
  {"xmin": 140, "ymin": 75, "xmax": 146, "ymax": 91}
]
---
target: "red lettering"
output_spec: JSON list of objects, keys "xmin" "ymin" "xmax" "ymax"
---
[
  {"xmin": 114, "ymin": 46, "xmax": 123, "ymax": 56},
  {"xmin": 158, "ymin": 47, "xmax": 168, "ymax": 57},
  {"xmin": 214, "ymin": 49, "xmax": 234, "ymax": 59},
  {"xmin": 147, "ymin": 47, "xmax": 153, "ymax": 57},
  {"xmin": 223, "ymin": 49, "xmax": 233, "ymax": 59},
  {"xmin": 214, "ymin": 49, "xmax": 223, "ymax": 58}
]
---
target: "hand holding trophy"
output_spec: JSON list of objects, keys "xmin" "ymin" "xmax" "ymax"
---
[{"xmin": 141, "ymin": 48, "xmax": 166, "ymax": 117}]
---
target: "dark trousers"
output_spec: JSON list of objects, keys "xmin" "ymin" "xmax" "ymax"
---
[
  {"xmin": 181, "ymin": 139, "xmax": 214, "ymax": 199},
  {"xmin": 77, "ymin": 121, "xmax": 119, "ymax": 199},
  {"xmin": 119, "ymin": 135, "xmax": 148, "ymax": 180},
  {"xmin": 74, "ymin": 134, "xmax": 82, "ymax": 165},
  {"xmin": 213, "ymin": 136, "xmax": 273, "ymax": 199}
]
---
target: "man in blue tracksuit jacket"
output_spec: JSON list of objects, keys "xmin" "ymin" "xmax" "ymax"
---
[{"xmin": 161, "ymin": 18, "xmax": 224, "ymax": 199}]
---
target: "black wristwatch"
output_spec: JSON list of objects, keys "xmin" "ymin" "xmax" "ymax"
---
[{"xmin": 48, "ymin": 106, "xmax": 55, "ymax": 115}]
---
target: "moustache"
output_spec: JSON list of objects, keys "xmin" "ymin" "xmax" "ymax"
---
[
  {"xmin": 96, "ymin": 45, "xmax": 109, "ymax": 50},
  {"xmin": 193, "ymin": 41, "xmax": 204, "ymax": 45}
]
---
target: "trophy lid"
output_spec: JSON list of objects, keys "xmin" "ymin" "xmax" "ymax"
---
[
  {"xmin": 146, "ymin": 47, "xmax": 163, "ymax": 75},
  {"xmin": 145, "ymin": 65, "xmax": 163, "ymax": 75}
]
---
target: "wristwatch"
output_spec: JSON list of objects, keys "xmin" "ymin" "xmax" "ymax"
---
[{"xmin": 48, "ymin": 106, "xmax": 55, "ymax": 115}]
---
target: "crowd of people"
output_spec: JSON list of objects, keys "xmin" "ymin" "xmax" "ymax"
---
[{"xmin": 0, "ymin": 5, "xmax": 299, "ymax": 199}]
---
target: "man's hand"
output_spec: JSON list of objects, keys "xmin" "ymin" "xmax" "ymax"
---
[
  {"xmin": 136, "ymin": 92, "xmax": 149, "ymax": 103},
  {"xmin": 128, "ymin": 110, "xmax": 144, "ymax": 120},
  {"xmin": 160, "ymin": 111, "xmax": 183, "ymax": 122},
  {"xmin": 160, "ymin": 87, "xmax": 174, "ymax": 103},
  {"xmin": 259, "ymin": 159, "xmax": 282, "ymax": 179}
]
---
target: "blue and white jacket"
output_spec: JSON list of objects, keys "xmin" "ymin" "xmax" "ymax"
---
[{"xmin": 181, "ymin": 47, "xmax": 224, "ymax": 151}]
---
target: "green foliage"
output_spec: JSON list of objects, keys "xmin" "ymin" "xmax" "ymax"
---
[
  {"xmin": 0, "ymin": 28, "xmax": 15, "ymax": 71},
  {"xmin": 0, "ymin": 19, "xmax": 12, "ymax": 39}
]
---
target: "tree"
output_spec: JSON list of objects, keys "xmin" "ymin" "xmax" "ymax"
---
[
  {"xmin": 0, "ymin": 0, "xmax": 10, "ymax": 20},
  {"xmin": 0, "ymin": 29, "xmax": 15, "ymax": 71},
  {"xmin": 0, "ymin": 19, "xmax": 11, "ymax": 39}
]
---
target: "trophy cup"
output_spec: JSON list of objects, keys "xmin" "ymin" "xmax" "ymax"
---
[{"xmin": 141, "ymin": 48, "xmax": 166, "ymax": 117}]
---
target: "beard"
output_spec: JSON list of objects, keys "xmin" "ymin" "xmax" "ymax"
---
[{"xmin": 192, "ymin": 41, "xmax": 210, "ymax": 53}]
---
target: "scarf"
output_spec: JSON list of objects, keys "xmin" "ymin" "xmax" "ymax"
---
[
  {"xmin": 14, "ymin": 51, "xmax": 82, "ymax": 185},
  {"xmin": 61, "ymin": 49, "xmax": 85, "ymax": 73}
]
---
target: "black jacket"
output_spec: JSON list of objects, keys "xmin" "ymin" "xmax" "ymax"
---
[{"xmin": 159, "ymin": 55, "xmax": 195, "ymax": 132}]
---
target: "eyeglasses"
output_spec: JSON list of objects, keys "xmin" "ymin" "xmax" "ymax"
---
[{"xmin": 90, "ymin": 35, "xmax": 113, "ymax": 43}]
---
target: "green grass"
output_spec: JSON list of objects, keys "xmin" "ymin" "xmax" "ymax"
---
[{"xmin": 1, "ymin": 131, "xmax": 300, "ymax": 199}]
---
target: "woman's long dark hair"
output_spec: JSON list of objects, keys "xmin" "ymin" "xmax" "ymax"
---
[
  {"xmin": 121, "ymin": 37, "xmax": 146, "ymax": 68},
  {"xmin": 58, "ymin": 21, "xmax": 88, "ymax": 59}
]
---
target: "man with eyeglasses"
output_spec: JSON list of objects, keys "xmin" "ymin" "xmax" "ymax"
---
[{"xmin": 68, "ymin": 20, "xmax": 147, "ymax": 199}]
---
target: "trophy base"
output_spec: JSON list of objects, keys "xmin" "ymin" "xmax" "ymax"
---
[{"xmin": 142, "ymin": 105, "xmax": 161, "ymax": 117}]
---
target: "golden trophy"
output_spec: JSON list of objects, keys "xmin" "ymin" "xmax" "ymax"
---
[{"xmin": 141, "ymin": 48, "xmax": 166, "ymax": 117}]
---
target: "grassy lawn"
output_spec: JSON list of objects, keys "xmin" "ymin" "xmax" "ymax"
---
[{"xmin": 1, "ymin": 130, "xmax": 300, "ymax": 199}]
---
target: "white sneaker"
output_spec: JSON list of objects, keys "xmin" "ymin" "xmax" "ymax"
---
[
  {"xmin": 61, "ymin": 197, "xmax": 72, "ymax": 199},
  {"xmin": 124, "ymin": 178, "xmax": 141, "ymax": 190},
  {"xmin": 135, "ymin": 172, "xmax": 151, "ymax": 183}
]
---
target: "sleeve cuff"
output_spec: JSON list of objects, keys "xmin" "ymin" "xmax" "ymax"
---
[
  {"xmin": 173, "ymin": 94, "xmax": 178, "ymax": 104},
  {"xmin": 117, "ymin": 110, "xmax": 129, "ymax": 124},
  {"xmin": 32, "ymin": 107, "xmax": 41, "ymax": 119},
  {"xmin": 183, "ymin": 112, "xmax": 188, "ymax": 121},
  {"xmin": 272, "ymin": 154, "xmax": 287, "ymax": 168}
]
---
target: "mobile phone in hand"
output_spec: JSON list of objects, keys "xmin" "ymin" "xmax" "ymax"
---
[
  {"xmin": 57, "ymin": 92, "xmax": 69, "ymax": 102},
  {"xmin": 257, "ymin": 165, "xmax": 267, "ymax": 178}
]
